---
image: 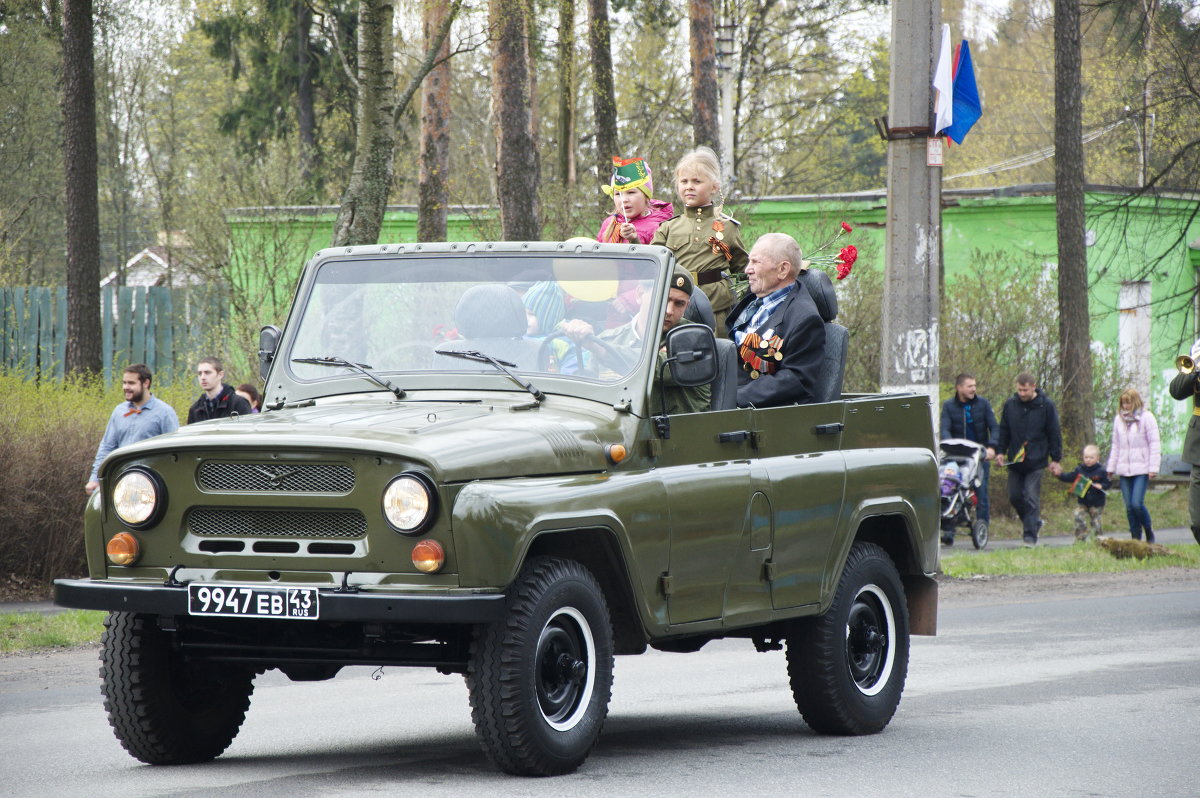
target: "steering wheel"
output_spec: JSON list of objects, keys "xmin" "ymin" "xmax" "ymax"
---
[{"xmin": 537, "ymin": 331, "xmax": 632, "ymax": 376}]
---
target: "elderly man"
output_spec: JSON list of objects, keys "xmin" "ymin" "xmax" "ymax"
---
[
  {"xmin": 562, "ymin": 266, "xmax": 710, "ymax": 414},
  {"xmin": 726, "ymin": 233, "xmax": 825, "ymax": 408}
]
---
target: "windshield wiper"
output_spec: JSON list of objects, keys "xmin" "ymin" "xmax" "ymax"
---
[
  {"xmin": 435, "ymin": 348, "xmax": 544, "ymax": 403},
  {"xmin": 291, "ymin": 355, "xmax": 405, "ymax": 399}
]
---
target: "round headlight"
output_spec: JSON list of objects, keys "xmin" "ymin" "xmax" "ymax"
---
[
  {"xmin": 112, "ymin": 469, "xmax": 162, "ymax": 527},
  {"xmin": 382, "ymin": 474, "xmax": 435, "ymax": 533}
]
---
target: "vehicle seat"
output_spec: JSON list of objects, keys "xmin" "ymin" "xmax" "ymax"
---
[
  {"xmin": 444, "ymin": 285, "xmax": 539, "ymax": 369},
  {"xmin": 683, "ymin": 285, "xmax": 717, "ymax": 332},
  {"xmin": 710, "ymin": 338, "xmax": 738, "ymax": 411},
  {"xmin": 798, "ymin": 268, "xmax": 848, "ymax": 403}
]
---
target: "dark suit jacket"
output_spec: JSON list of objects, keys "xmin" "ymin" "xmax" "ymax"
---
[
  {"xmin": 1170, "ymin": 370, "xmax": 1200, "ymax": 464},
  {"xmin": 727, "ymin": 283, "xmax": 825, "ymax": 408}
]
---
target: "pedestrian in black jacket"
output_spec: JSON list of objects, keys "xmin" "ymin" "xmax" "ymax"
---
[
  {"xmin": 939, "ymin": 373, "xmax": 998, "ymax": 536},
  {"xmin": 187, "ymin": 356, "xmax": 252, "ymax": 424},
  {"xmin": 996, "ymin": 373, "xmax": 1063, "ymax": 546}
]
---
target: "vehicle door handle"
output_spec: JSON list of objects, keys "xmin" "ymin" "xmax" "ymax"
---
[
  {"xmin": 813, "ymin": 423, "xmax": 845, "ymax": 435},
  {"xmin": 718, "ymin": 430, "xmax": 751, "ymax": 443}
]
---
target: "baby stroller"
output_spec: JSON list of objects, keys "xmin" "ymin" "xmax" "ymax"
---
[{"xmin": 938, "ymin": 438, "xmax": 988, "ymax": 549}]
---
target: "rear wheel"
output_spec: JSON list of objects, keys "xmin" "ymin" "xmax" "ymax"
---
[
  {"xmin": 971, "ymin": 518, "xmax": 989, "ymax": 549},
  {"xmin": 466, "ymin": 557, "xmax": 614, "ymax": 775},
  {"xmin": 786, "ymin": 542, "xmax": 909, "ymax": 735},
  {"xmin": 100, "ymin": 612, "xmax": 255, "ymax": 764}
]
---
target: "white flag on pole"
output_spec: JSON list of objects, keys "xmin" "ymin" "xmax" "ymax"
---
[{"xmin": 933, "ymin": 23, "xmax": 953, "ymax": 135}]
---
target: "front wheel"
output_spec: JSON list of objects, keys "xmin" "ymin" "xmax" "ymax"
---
[
  {"xmin": 971, "ymin": 518, "xmax": 989, "ymax": 549},
  {"xmin": 100, "ymin": 612, "xmax": 256, "ymax": 764},
  {"xmin": 786, "ymin": 542, "xmax": 910, "ymax": 735},
  {"xmin": 466, "ymin": 557, "xmax": 614, "ymax": 776}
]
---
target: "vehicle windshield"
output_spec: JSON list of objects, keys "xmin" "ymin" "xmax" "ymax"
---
[{"xmin": 288, "ymin": 254, "xmax": 662, "ymax": 385}]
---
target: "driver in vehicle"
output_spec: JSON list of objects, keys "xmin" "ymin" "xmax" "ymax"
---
[{"xmin": 560, "ymin": 266, "xmax": 710, "ymax": 414}]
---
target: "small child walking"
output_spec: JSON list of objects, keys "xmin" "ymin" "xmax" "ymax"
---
[
  {"xmin": 650, "ymin": 146, "xmax": 747, "ymax": 337},
  {"xmin": 1056, "ymin": 444, "xmax": 1111, "ymax": 541}
]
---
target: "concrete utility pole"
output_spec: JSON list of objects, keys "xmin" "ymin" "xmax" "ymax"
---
[{"xmin": 881, "ymin": 0, "xmax": 941, "ymax": 414}]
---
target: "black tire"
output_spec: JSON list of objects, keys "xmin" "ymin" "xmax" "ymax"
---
[
  {"xmin": 466, "ymin": 557, "xmax": 614, "ymax": 776},
  {"xmin": 971, "ymin": 519, "xmax": 989, "ymax": 549},
  {"xmin": 100, "ymin": 612, "xmax": 255, "ymax": 765},
  {"xmin": 785, "ymin": 542, "xmax": 910, "ymax": 735}
]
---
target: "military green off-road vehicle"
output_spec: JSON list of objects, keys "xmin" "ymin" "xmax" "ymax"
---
[{"xmin": 56, "ymin": 241, "xmax": 939, "ymax": 776}]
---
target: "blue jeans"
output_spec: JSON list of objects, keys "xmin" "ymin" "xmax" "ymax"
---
[{"xmin": 1119, "ymin": 474, "xmax": 1152, "ymax": 538}]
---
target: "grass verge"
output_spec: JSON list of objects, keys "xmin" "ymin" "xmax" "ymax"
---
[
  {"xmin": 940, "ymin": 542, "xmax": 1200, "ymax": 578},
  {"xmin": 0, "ymin": 610, "xmax": 106, "ymax": 655}
]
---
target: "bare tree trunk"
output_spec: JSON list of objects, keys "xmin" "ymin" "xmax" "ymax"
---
[
  {"xmin": 557, "ymin": 0, "xmax": 576, "ymax": 187},
  {"xmin": 418, "ymin": 0, "xmax": 452, "ymax": 242},
  {"xmin": 1054, "ymin": 0, "xmax": 1095, "ymax": 445},
  {"xmin": 62, "ymin": 0, "xmax": 101, "ymax": 377},
  {"xmin": 296, "ymin": 0, "xmax": 317, "ymax": 186},
  {"xmin": 587, "ymin": 0, "xmax": 618, "ymax": 212},
  {"xmin": 490, "ymin": 0, "xmax": 541, "ymax": 240},
  {"xmin": 689, "ymin": 0, "xmax": 720, "ymax": 154},
  {"xmin": 332, "ymin": 0, "xmax": 396, "ymax": 248}
]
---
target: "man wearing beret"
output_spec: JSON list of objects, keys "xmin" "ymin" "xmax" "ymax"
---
[
  {"xmin": 726, "ymin": 233, "xmax": 825, "ymax": 408},
  {"xmin": 1169, "ymin": 337, "xmax": 1200, "ymax": 544},
  {"xmin": 562, "ymin": 266, "xmax": 711, "ymax": 414}
]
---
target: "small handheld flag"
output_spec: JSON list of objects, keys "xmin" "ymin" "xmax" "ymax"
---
[
  {"xmin": 1070, "ymin": 474, "xmax": 1106, "ymax": 498},
  {"xmin": 1070, "ymin": 474, "xmax": 1092, "ymax": 498},
  {"xmin": 1010, "ymin": 441, "xmax": 1027, "ymax": 465}
]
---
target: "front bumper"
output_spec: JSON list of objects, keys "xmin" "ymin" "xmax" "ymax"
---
[{"xmin": 54, "ymin": 578, "xmax": 506, "ymax": 624}]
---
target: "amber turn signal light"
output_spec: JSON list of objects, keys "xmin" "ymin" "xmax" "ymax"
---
[
  {"xmin": 106, "ymin": 532, "xmax": 140, "ymax": 566},
  {"xmin": 411, "ymin": 539, "xmax": 445, "ymax": 573},
  {"xmin": 605, "ymin": 444, "xmax": 627, "ymax": 464}
]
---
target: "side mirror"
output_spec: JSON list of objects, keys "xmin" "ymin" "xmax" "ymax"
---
[
  {"xmin": 664, "ymin": 324, "xmax": 718, "ymax": 387},
  {"xmin": 258, "ymin": 325, "xmax": 281, "ymax": 380}
]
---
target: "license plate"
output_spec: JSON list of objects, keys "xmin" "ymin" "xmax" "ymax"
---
[{"xmin": 187, "ymin": 584, "xmax": 319, "ymax": 620}]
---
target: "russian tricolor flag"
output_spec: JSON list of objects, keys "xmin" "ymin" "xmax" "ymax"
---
[{"xmin": 934, "ymin": 30, "xmax": 982, "ymax": 144}]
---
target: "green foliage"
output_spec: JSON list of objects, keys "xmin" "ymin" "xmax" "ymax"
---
[
  {"xmin": 197, "ymin": 0, "xmax": 358, "ymax": 192},
  {"xmin": 940, "ymin": 543, "xmax": 1200, "ymax": 578},
  {"xmin": 0, "ymin": 7, "xmax": 67, "ymax": 284},
  {"xmin": 0, "ymin": 610, "xmax": 106, "ymax": 654}
]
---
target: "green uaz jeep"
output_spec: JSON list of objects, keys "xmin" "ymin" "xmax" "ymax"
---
[{"xmin": 56, "ymin": 241, "xmax": 939, "ymax": 776}]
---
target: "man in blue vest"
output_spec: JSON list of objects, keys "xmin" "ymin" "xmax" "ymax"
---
[{"xmin": 939, "ymin": 373, "xmax": 998, "ymax": 545}]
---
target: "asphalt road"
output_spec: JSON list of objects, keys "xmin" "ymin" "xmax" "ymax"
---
[{"xmin": 2, "ymin": 577, "xmax": 1198, "ymax": 798}]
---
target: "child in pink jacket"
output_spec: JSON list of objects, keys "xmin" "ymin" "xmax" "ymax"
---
[
  {"xmin": 596, "ymin": 156, "xmax": 674, "ymax": 245},
  {"xmin": 1106, "ymin": 388, "xmax": 1161, "ymax": 541}
]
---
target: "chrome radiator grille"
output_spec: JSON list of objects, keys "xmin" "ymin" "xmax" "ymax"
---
[
  {"xmin": 198, "ymin": 462, "xmax": 355, "ymax": 493},
  {"xmin": 189, "ymin": 508, "xmax": 368, "ymax": 539}
]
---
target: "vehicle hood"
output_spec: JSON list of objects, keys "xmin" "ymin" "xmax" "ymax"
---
[{"xmin": 111, "ymin": 397, "xmax": 616, "ymax": 482}]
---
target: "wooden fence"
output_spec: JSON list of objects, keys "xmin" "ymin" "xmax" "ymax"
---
[{"xmin": 1, "ymin": 285, "xmax": 228, "ymax": 385}]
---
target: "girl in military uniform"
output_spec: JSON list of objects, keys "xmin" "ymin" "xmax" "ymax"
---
[{"xmin": 650, "ymin": 146, "xmax": 748, "ymax": 337}]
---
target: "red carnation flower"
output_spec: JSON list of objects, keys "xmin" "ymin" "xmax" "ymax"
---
[
  {"xmin": 836, "ymin": 245, "xmax": 858, "ymax": 280},
  {"xmin": 841, "ymin": 222, "xmax": 854, "ymax": 233}
]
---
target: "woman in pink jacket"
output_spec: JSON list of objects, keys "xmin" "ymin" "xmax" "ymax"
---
[{"xmin": 1106, "ymin": 388, "xmax": 1161, "ymax": 542}]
